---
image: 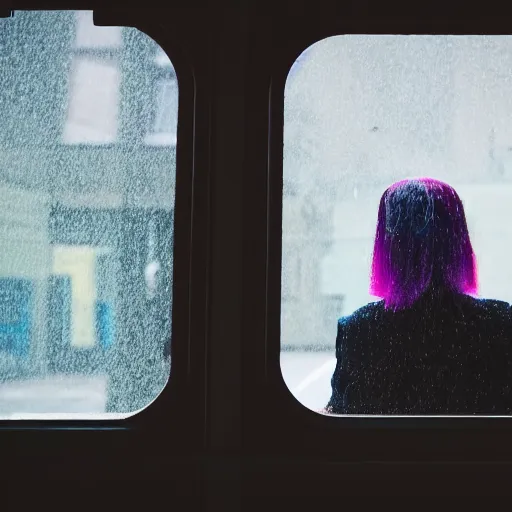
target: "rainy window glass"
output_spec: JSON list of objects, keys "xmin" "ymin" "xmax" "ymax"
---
[
  {"xmin": 281, "ymin": 36, "xmax": 512, "ymax": 415},
  {"xmin": 145, "ymin": 78, "xmax": 178, "ymax": 146},
  {"xmin": 0, "ymin": 10, "xmax": 176, "ymax": 419}
]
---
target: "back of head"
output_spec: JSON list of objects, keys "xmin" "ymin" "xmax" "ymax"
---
[{"xmin": 370, "ymin": 178, "xmax": 477, "ymax": 310}]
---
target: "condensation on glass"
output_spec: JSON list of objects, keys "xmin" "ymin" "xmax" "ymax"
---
[
  {"xmin": 281, "ymin": 35, "xmax": 512, "ymax": 412},
  {"xmin": 0, "ymin": 11, "xmax": 177, "ymax": 418}
]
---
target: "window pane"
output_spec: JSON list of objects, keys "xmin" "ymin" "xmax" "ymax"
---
[
  {"xmin": 74, "ymin": 11, "xmax": 121, "ymax": 49},
  {"xmin": 282, "ymin": 36, "xmax": 512, "ymax": 414},
  {"xmin": 154, "ymin": 47, "xmax": 173, "ymax": 68},
  {"xmin": 145, "ymin": 78, "xmax": 178, "ymax": 146},
  {"xmin": 63, "ymin": 57, "xmax": 120, "ymax": 144},
  {"xmin": 0, "ymin": 11, "xmax": 177, "ymax": 418}
]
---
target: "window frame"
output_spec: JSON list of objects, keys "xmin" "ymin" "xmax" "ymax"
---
[
  {"xmin": 0, "ymin": 8, "xmax": 208, "ymax": 461},
  {"xmin": 242, "ymin": 10, "xmax": 512, "ymax": 463}
]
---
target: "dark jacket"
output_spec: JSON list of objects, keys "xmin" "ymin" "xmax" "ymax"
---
[{"xmin": 326, "ymin": 287, "xmax": 512, "ymax": 414}]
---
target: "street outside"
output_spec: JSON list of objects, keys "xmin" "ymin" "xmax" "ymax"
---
[
  {"xmin": 0, "ymin": 352, "xmax": 335, "ymax": 417},
  {"xmin": 281, "ymin": 351, "xmax": 336, "ymax": 412},
  {"xmin": 0, "ymin": 374, "xmax": 108, "ymax": 418}
]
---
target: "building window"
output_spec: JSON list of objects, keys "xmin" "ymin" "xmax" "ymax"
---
[
  {"xmin": 145, "ymin": 48, "xmax": 178, "ymax": 147},
  {"xmin": 74, "ymin": 10, "xmax": 121, "ymax": 49},
  {"xmin": 63, "ymin": 11, "xmax": 121, "ymax": 145},
  {"xmin": 62, "ymin": 57, "xmax": 120, "ymax": 144},
  {"xmin": 154, "ymin": 47, "xmax": 173, "ymax": 68}
]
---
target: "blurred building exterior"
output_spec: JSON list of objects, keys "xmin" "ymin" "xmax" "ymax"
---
[
  {"xmin": 282, "ymin": 36, "xmax": 512, "ymax": 348},
  {"xmin": 0, "ymin": 11, "xmax": 176, "ymax": 412}
]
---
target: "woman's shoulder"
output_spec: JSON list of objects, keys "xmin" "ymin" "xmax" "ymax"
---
[
  {"xmin": 459, "ymin": 294, "xmax": 512, "ymax": 319},
  {"xmin": 338, "ymin": 300, "xmax": 385, "ymax": 329},
  {"xmin": 462, "ymin": 296, "xmax": 512, "ymax": 330},
  {"xmin": 335, "ymin": 301, "xmax": 385, "ymax": 355},
  {"xmin": 336, "ymin": 294, "xmax": 512, "ymax": 330}
]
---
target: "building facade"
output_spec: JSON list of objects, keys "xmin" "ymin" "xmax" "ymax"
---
[{"xmin": 0, "ymin": 11, "xmax": 176, "ymax": 412}]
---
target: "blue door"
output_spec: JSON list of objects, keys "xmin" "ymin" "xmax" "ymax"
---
[{"xmin": 0, "ymin": 278, "xmax": 34, "ymax": 358}]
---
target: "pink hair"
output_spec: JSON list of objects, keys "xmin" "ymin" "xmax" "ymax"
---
[{"xmin": 370, "ymin": 178, "xmax": 478, "ymax": 310}]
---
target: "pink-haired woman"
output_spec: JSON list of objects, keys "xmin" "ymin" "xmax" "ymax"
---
[{"xmin": 325, "ymin": 178, "xmax": 512, "ymax": 415}]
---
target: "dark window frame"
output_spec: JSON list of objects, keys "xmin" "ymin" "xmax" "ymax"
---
[
  {"xmin": 0, "ymin": 9, "xmax": 208, "ymax": 467},
  {"xmin": 242, "ymin": 10, "xmax": 512, "ymax": 463}
]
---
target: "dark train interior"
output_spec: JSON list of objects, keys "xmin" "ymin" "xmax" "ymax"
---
[{"xmin": 0, "ymin": 1, "xmax": 512, "ymax": 508}]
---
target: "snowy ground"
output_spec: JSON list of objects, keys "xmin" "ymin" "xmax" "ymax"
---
[
  {"xmin": 280, "ymin": 351, "xmax": 336, "ymax": 412},
  {"xmin": 0, "ymin": 352, "xmax": 335, "ymax": 418},
  {"xmin": 0, "ymin": 374, "xmax": 108, "ymax": 417}
]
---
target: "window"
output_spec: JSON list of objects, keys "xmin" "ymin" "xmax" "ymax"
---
[
  {"xmin": 63, "ymin": 11, "xmax": 122, "ymax": 145},
  {"xmin": 144, "ymin": 46, "xmax": 178, "ymax": 147},
  {"xmin": 281, "ymin": 35, "xmax": 512, "ymax": 413},
  {"xmin": 74, "ymin": 10, "xmax": 122, "ymax": 49},
  {"xmin": 63, "ymin": 11, "xmax": 123, "ymax": 145},
  {"xmin": 63, "ymin": 57, "xmax": 120, "ymax": 144},
  {"xmin": 154, "ymin": 46, "xmax": 173, "ymax": 68},
  {"xmin": 0, "ymin": 10, "xmax": 177, "ymax": 418}
]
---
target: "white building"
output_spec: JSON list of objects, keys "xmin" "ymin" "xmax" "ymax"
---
[{"xmin": 282, "ymin": 35, "xmax": 512, "ymax": 349}]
